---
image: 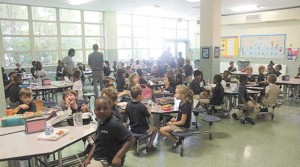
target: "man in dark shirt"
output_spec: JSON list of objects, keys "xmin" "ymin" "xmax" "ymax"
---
[
  {"xmin": 177, "ymin": 52, "xmax": 185, "ymax": 68},
  {"xmin": 125, "ymin": 86, "xmax": 158, "ymax": 152},
  {"xmin": 231, "ymin": 75, "xmax": 259, "ymax": 125},
  {"xmin": 83, "ymin": 97, "xmax": 134, "ymax": 167},
  {"xmin": 11, "ymin": 88, "xmax": 37, "ymax": 114}
]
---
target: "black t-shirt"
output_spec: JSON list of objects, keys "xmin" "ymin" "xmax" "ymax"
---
[
  {"xmin": 274, "ymin": 71, "xmax": 281, "ymax": 77},
  {"xmin": 94, "ymin": 116, "xmax": 132, "ymax": 163},
  {"xmin": 189, "ymin": 79, "xmax": 206, "ymax": 95},
  {"xmin": 112, "ymin": 105, "xmax": 123, "ymax": 121},
  {"xmin": 176, "ymin": 102, "xmax": 192, "ymax": 129},
  {"xmin": 257, "ymin": 73, "xmax": 265, "ymax": 82},
  {"xmin": 165, "ymin": 86, "xmax": 175, "ymax": 94},
  {"xmin": 9, "ymin": 84, "xmax": 21, "ymax": 103},
  {"xmin": 125, "ymin": 101, "xmax": 150, "ymax": 133},
  {"xmin": 183, "ymin": 64, "xmax": 193, "ymax": 76},
  {"xmin": 238, "ymin": 84, "xmax": 251, "ymax": 104},
  {"xmin": 210, "ymin": 83, "xmax": 224, "ymax": 105},
  {"xmin": 116, "ymin": 76, "xmax": 125, "ymax": 92},
  {"xmin": 140, "ymin": 78, "xmax": 148, "ymax": 85},
  {"xmin": 247, "ymin": 75, "xmax": 256, "ymax": 82},
  {"xmin": 12, "ymin": 101, "xmax": 37, "ymax": 114},
  {"xmin": 69, "ymin": 100, "xmax": 85, "ymax": 114},
  {"xmin": 14, "ymin": 68, "xmax": 26, "ymax": 74},
  {"xmin": 228, "ymin": 66, "xmax": 237, "ymax": 72},
  {"xmin": 56, "ymin": 65, "xmax": 64, "ymax": 78},
  {"xmin": 4, "ymin": 80, "xmax": 13, "ymax": 98}
]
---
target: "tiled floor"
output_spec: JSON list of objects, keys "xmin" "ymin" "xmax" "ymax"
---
[{"xmin": 1, "ymin": 98, "xmax": 300, "ymax": 167}]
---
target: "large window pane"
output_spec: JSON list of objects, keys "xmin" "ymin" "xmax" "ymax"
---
[
  {"xmin": 118, "ymin": 38, "xmax": 131, "ymax": 49},
  {"xmin": 35, "ymin": 37, "xmax": 58, "ymax": 50},
  {"xmin": 0, "ymin": 4, "xmax": 28, "ymax": 19},
  {"xmin": 177, "ymin": 20, "xmax": 188, "ymax": 29},
  {"xmin": 133, "ymin": 27, "xmax": 148, "ymax": 37},
  {"xmin": 60, "ymin": 23, "xmax": 81, "ymax": 35},
  {"xmin": 133, "ymin": 15, "xmax": 147, "ymax": 26},
  {"xmin": 149, "ymin": 17, "xmax": 163, "ymax": 28},
  {"xmin": 85, "ymin": 24, "xmax": 101, "ymax": 36},
  {"xmin": 164, "ymin": 29, "xmax": 176, "ymax": 39},
  {"xmin": 149, "ymin": 27, "xmax": 163, "ymax": 38},
  {"xmin": 149, "ymin": 38, "xmax": 163, "ymax": 48},
  {"xmin": 62, "ymin": 50, "xmax": 83, "ymax": 63},
  {"xmin": 85, "ymin": 37, "xmax": 104, "ymax": 49},
  {"xmin": 177, "ymin": 30, "xmax": 188, "ymax": 39},
  {"xmin": 149, "ymin": 49, "xmax": 163, "ymax": 59},
  {"xmin": 1, "ymin": 21, "xmax": 29, "ymax": 35},
  {"xmin": 117, "ymin": 25, "xmax": 131, "ymax": 37},
  {"xmin": 117, "ymin": 14, "xmax": 131, "ymax": 25},
  {"xmin": 133, "ymin": 49, "xmax": 148, "ymax": 60},
  {"xmin": 134, "ymin": 38, "xmax": 148, "ymax": 48},
  {"xmin": 36, "ymin": 51, "xmax": 59, "ymax": 64},
  {"xmin": 4, "ymin": 52, "xmax": 32, "ymax": 67},
  {"xmin": 3, "ymin": 37, "xmax": 30, "ymax": 51},
  {"xmin": 118, "ymin": 49, "xmax": 132, "ymax": 60},
  {"xmin": 60, "ymin": 9, "xmax": 81, "ymax": 22},
  {"xmin": 33, "ymin": 22, "xmax": 57, "ymax": 35},
  {"xmin": 164, "ymin": 19, "xmax": 176, "ymax": 28},
  {"xmin": 84, "ymin": 11, "xmax": 102, "ymax": 23},
  {"xmin": 61, "ymin": 37, "xmax": 82, "ymax": 49},
  {"xmin": 32, "ymin": 7, "xmax": 56, "ymax": 21}
]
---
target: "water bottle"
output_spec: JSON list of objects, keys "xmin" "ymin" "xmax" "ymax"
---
[{"xmin": 45, "ymin": 124, "xmax": 51, "ymax": 135}]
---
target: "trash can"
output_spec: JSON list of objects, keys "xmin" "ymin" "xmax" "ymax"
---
[{"xmin": 237, "ymin": 60, "xmax": 250, "ymax": 72}]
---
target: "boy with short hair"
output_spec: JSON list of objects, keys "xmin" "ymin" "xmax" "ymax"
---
[
  {"xmin": 261, "ymin": 74, "xmax": 280, "ymax": 108},
  {"xmin": 231, "ymin": 75, "xmax": 259, "ymax": 125},
  {"xmin": 12, "ymin": 88, "xmax": 37, "ymax": 115},
  {"xmin": 83, "ymin": 97, "xmax": 134, "ymax": 167},
  {"xmin": 125, "ymin": 86, "xmax": 158, "ymax": 152},
  {"xmin": 210, "ymin": 75, "xmax": 224, "ymax": 106},
  {"xmin": 228, "ymin": 61, "xmax": 237, "ymax": 72}
]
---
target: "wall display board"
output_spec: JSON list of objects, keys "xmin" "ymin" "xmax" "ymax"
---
[
  {"xmin": 220, "ymin": 36, "xmax": 239, "ymax": 58},
  {"xmin": 287, "ymin": 48, "xmax": 299, "ymax": 61},
  {"xmin": 240, "ymin": 34, "xmax": 286, "ymax": 59}
]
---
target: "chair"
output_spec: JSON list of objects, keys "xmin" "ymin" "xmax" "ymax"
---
[
  {"xmin": 34, "ymin": 99, "xmax": 44, "ymax": 112},
  {"xmin": 256, "ymin": 102, "xmax": 281, "ymax": 120},
  {"xmin": 131, "ymin": 132, "xmax": 152, "ymax": 155},
  {"xmin": 171, "ymin": 128, "xmax": 197, "ymax": 157},
  {"xmin": 83, "ymin": 93, "xmax": 95, "ymax": 107}
]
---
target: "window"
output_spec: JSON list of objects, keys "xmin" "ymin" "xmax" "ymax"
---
[
  {"xmin": 32, "ymin": 7, "xmax": 56, "ymax": 21},
  {"xmin": 33, "ymin": 22, "xmax": 57, "ymax": 35},
  {"xmin": 0, "ymin": 4, "xmax": 28, "ymax": 19},
  {"xmin": 60, "ymin": 23, "xmax": 82, "ymax": 35},
  {"xmin": 61, "ymin": 37, "xmax": 82, "ymax": 49},
  {"xmin": 84, "ymin": 11, "xmax": 103, "ymax": 23},
  {"xmin": 118, "ymin": 38, "xmax": 131, "ymax": 49},
  {"xmin": 117, "ymin": 25, "xmax": 131, "ymax": 37},
  {"xmin": 60, "ymin": 9, "xmax": 81, "ymax": 22},
  {"xmin": 1, "ymin": 21, "xmax": 29, "ymax": 35},
  {"xmin": 117, "ymin": 14, "xmax": 131, "ymax": 25}
]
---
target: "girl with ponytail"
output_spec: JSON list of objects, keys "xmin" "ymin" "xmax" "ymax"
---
[{"xmin": 160, "ymin": 85, "xmax": 194, "ymax": 149}]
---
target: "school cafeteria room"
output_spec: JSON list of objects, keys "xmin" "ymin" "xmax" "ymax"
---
[{"xmin": 1, "ymin": 0, "xmax": 300, "ymax": 167}]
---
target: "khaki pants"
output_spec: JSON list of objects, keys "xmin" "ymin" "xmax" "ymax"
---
[
  {"xmin": 92, "ymin": 71, "xmax": 104, "ymax": 98},
  {"xmin": 232, "ymin": 101, "xmax": 259, "ymax": 119},
  {"xmin": 184, "ymin": 75, "xmax": 192, "ymax": 84}
]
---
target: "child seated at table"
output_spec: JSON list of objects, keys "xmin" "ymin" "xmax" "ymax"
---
[
  {"xmin": 62, "ymin": 89, "xmax": 91, "ymax": 115},
  {"xmin": 128, "ymin": 73, "xmax": 140, "ymax": 90},
  {"xmin": 160, "ymin": 85, "xmax": 193, "ymax": 149},
  {"xmin": 136, "ymin": 69, "xmax": 148, "ymax": 85},
  {"xmin": 189, "ymin": 70, "xmax": 208, "ymax": 107},
  {"xmin": 223, "ymin": 70, "xmax": 231, "ymax": 82},
  {"xmin": 11, "ymin": 88, "xmax": 37, "ymax": 115},
  {"xmin": 231, "ymin": 75, "xmax": 259, "ymax": 125},
  {"xmin": 182, "ymin": 59, "xmax": 193, "ymax": 84},
  {"xmin": 228, "ymin": 61, "xmax": 237, "ymax": 72},
  {"xmin": 209, "ymin": 75, "xmax": 225, "ymax": 106},
  {"xmin": 274, "ymin": 64, "xmax": 282, "ymax": 78},
  {"xmin": 8, "ymin": 74, "xmax": 23, "ymax": 105},
  {"xmin": 125, "ymin": 86, "xmax": 158, "ymax": 152},
  {"xmin": 103, "ymin": 76, "xmax": 115, "ymax": 89},
  {"xmin": 246, "ymin": 66, "xmax": 256, "ymax": 83},
  {"xmin": 116, "ymin": 68, "xmax": 126, "ymax": 92},
  {"xmin": 257, "ymin": 65, "xmax": 266, "ymax": 86},
  {"xmin": 294, "ymin": 66, "xmax": 300, "ymax": 79},
  {"xmin": 72, "ymin": 69, "xmax": 83, "ymax": 100},
  {"xmin": 175, "ymin": 67, "xmax": 183, "ymax": 85},
  {"xmin": 101, "ymin": 88, "xmax": 123, "ymax": 122},
  {"xmin": 162, "ymin": 76, "xmax": 176, "ymax": 94},
  {"xmin": 261, "ymin": 74, "xmax": 280, "ymax": 109},
  {"xmin": 82, "ymin": 97, "xmax": 134, "ymax": 167}
]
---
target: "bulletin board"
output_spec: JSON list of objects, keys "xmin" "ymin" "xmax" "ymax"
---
[
  {"xmin": 220, "ymin": 36, "xmax": 239, "ymax": 58},
  {"xmin": 240, "ymin": 34, "xmax": 286, "ymax": 59}
]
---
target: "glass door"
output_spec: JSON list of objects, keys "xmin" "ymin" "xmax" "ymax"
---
[{"xmin": 164, "ymin": 41, "xmax": 187, "ymax": 60}]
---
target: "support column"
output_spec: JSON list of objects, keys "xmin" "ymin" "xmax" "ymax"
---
[
  {"xmin": 103, "ymin": 12, "xmax": 118, "ymax": 62},
  {"xmin": 200, "ymin": 0, "xmax": 221, "ymax": 81}
]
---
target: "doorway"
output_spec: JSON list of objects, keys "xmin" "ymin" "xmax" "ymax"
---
[{"xmin": 164, "ymin": 41, "xmax": 188, "ymax": 61}]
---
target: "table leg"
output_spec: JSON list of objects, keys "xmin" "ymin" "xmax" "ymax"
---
[
  {"xmin": 30, "ymin": 158, "xmax": 36, "ymax": 167},
  {"xmin": 58, "ymin": 150, "xmax": 63, "ymax": 167}
]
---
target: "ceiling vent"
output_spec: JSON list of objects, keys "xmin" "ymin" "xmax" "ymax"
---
[{"xmin": 245, "ymin": 14, "xmax": 261, "ymax": 22}]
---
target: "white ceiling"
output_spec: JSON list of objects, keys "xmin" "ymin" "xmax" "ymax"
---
[{"xmin": 0, "ymin": 0, "xmax": 300, "ymax": 20}]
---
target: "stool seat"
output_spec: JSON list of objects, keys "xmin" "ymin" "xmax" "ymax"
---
[
  {"xmin": 83, "ymin": 93, "xmax": 95, "ymax": 97},
  {"xmin": 171, "ymin": 128, "xmax": 197, "ymax": 137},
  {"xmin": 132, "ymin": 133, "xmax": 148, "ymax": 138},
  {"xmin": 201, "ymin": 115, "xmax": 221, "ymax": 123},
  {"xmin": 192, "ymin": 108, "xmax": 206, "ymax": 113}
]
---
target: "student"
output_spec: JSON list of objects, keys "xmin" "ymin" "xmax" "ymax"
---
[
  {"xmin": 160, "ymin": 85, "xmax": 193, "ymax": 148},
  {"xmin": 56, "ymin": 60, "xmax": 65, "ymax": 80},
  {"xmin": 182, "ymin": 59, "xmax": 193, "ymax": 84},
  {"xmin": 257, "ymin": 65, "xmax": 266, "ymax": 86},
  {"xmin": 261, "ymin": 74, "xmax": 280, "ymax": 108},
  {"xmin": 175, "ymin": 67, "xmax": 183, "ymax": 85},
  {"xmin": 103, "ymin": 76, "xmax": 115, "ymax": 89},
  {"xmin": 8, "ymin": 75, "xmax": 23, "ymax": 104},
  {"xmin": 150, "ymin": 64, "xmax": 159, "ymax": 77},
  {"xmin": 11, "ymin": 88, "xmax": 37, "ymax": 114},
  {"xmin": 294, "ymin": 67, "xmax": 300, "ymax": 79},
  {"xmin": 62, "ymin": 89, "xmax": 91, "ymax": 115},
  {"xmin": 101, "ymin": 88, "xmax": 123, "ymax": 121},
  {"xmin": 209, "ymin": 75, "xmax": 224, "ymax": 106},
  {"xmin": 116, "ymin": 68, "xmax": 126, "ymax": 92},
  {"xmin": 267, "ymin": 61, "xmax": 275, "ymax": 75},
  {"xmin": 125, "ymin": 86, "xmax": 158, "ymax": 152},
  {"xmin": 128, "ymin": 73, "xmax": 140, "ymax": 91},
  {"xmin": 274, "ymin": 64, "xmax": 282, "ymax": 78},
  {"xmin": 246, "ymin": 66, "xmax": 256, "ymax": 82},
  {"xmin": 4, "ymin": 72, "xmax": 16, "ymax": 98},
  {"xmin": 228, "ymin": 61, "xmax": 237, "ymax": 72},
  {"xmin": 162, "ymin": 76, "xmax": 176, "ymax": 94},
  {"xmin": 189, "ymin": 70, "xmax": 207, "ymax": 100},
  {"xmin": 34, "ymin": 61, "xmax": 46, "ymax": 81},
  {"xmin": 82, "ymin": 97, "xmax": 134, "ymax": 167},
  {"xmin": 103, "ymin": 60, "xmax": 111, "ymax": 77},
  {"xmin": 2, "ymin": 67, "xmax": 8, "ymax": 84},
  {"xmin": 157, "ymin": 60, "xmax": 165, "ymax": 77},
  {"xmin": 177, "ymin": 52, "xmax": 185, "ymax": 68},
  {"xmin": 231, "ymin": 75, "xmax": 259, "ymax": 125},
  {"xmin": 30, "ymin": 61, "xmax": 37, "ymax": 76},
  {"xmin": 72, "ymin": 69, "xmax": 83, "ymax": 100},
  {"xmin": 223, "ymin": 70, "xmax": 231, "ymax": 82},
  {"xmin": 133, "ymin": 60, "xmax": 142, "ymax": 71},
  {"xmin": 14, "ymin": 63, "xmax": 26, "ymax": 74},
  {"xmin": 136, "ymin": 69, "xmax": 148, "ymax": 85}
]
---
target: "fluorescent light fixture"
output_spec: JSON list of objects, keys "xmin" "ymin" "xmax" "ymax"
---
[
  {"xmin": 231, "ymin": 5, "xmax": 261, "ymax": 12},
  {"xmin": 68, "ymin": 0, "xmax": 93, "ymax": 5},
  {"xmin": 186, "ymin": 0, "xmax": 200, "ymax": 2}
]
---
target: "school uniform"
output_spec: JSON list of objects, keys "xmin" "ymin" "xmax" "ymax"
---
[
  {"xmin": 14, "ymin": 68, "xmax": 26, "ymax": 74},
  {"xmin": 183, "ymin": 64, "xmax": 193, "ymax": 83},
  {"xmin": 228, "ymin": 66, "xmax": 237, "ymax": 72},
  {"xmin": 165, "ymin": 86, "xmax": 175, "ymax": 94},
  {"xmin": 116, "ymin": 76, "xmax": 126, "ymax": 92},
  {"xmin": 209, "ymin": 83, "xmax": 224, "ymax": 106},
  {"xmin": 125, "ymin": 101, "xmax": 150, "ymax": 134},
  {"xmin": 8, "ymin": 83, "xmax": 21, "ymax": 103},
  {"xmin": 247, "ymin": 75, "xmax": 256, "ymax": 82},
  {"xmin": 189, "ymin": 79, "xmax": 206, "ymax": 101},
  {"xmin": 112, "ymin": 105, "xmax": 123, "ymax": 121},
  {"xmin": 93, "ymin": 115, "xmax": 132, "ymax": 165},
  {"xmin": 169, "ymin": 102, "xmax": 192, "ymax": 132},
  {"xmin": 262, "ymin": 83, "xmax": 280, "ymax": 107},
  {"xmin": 12, "ymin": 101, "xmax": 37, "ymax": 114}
]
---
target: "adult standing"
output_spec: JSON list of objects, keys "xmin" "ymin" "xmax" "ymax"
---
[
  {"xmin": 88, "ymin": 44, "xmax": 104, "ymax": 98},
  {"xmin": 177, "ymin": 52, "xmax": 185, "ymax": 68},
  {"xmin": 161, "ymin": 47, "xmax": 173, "ymax": 66},
  {"xmin": 62, "ymin": 48, "xmax": 76, "ymax": 77}
]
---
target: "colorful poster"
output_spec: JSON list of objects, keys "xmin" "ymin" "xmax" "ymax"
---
[
  {"xmin": 220, "ymin": 36, "xmax": 239, "ymax": 58},
  {"xmin": 240, "ymin": 34, "xmax": 286, "ymax": 59},
  {"xmin": 287, "ymin": 48, "xmax": 299, "ymax": 61}
]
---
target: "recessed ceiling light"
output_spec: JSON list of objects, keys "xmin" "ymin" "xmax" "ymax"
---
[
  {"xmin": 68, "ymin": 0, "xmax": 93, "ymax": 5},
  {"xmin": 186, "ymin": 0, "xmax": 200, "ymax": 2},
  {"xmin": 231, "ymin": 5, "xmax": 261, "ymax": 12}
]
